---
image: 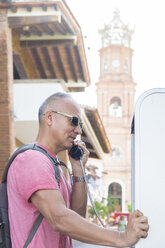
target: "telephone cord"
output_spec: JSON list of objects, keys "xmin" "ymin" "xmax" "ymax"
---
[{"xmin": 79, "ymin": 158, "xmax": 105, "ymax": 228}]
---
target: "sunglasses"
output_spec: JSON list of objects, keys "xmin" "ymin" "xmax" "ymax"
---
[{"xmin": 51, "ymin": 110, "xmax": 83, "ymax": 129}]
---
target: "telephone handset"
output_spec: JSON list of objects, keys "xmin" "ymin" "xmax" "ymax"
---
[
  {"xmin": 69, "ymin": 145, "xmax": 82, "ymax": 160},
  {"xmin": 68, "ymin": 144, "xmax": 105, "ymax": 228}
]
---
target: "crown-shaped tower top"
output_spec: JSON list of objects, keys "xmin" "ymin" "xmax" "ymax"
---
[{"xmin": 99, "ymin": 9, "xmax": 134, "ymax": 48}]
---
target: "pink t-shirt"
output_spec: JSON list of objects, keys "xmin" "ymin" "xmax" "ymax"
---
[{"xmin": 7, "ymin": 144, "xmax": 73, "ymax": 248}]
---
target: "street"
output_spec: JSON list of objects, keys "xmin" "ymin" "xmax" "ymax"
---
[
  {"xmin": 73, "ymin": 240, "xmax": 113, "ymax": 248},
  {"xmin": 73, "ymin": 240, "xmax": 131, "ymax": 248}
]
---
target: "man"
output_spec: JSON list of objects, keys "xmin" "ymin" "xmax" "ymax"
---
[{"xmin": 7, "ymin": 92, "xmax": 149, "ymax": 247}]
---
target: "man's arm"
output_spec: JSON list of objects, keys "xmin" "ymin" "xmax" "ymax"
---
[
  {"xmin": 69, "ymin": 140, "xmax": 89, "ymax": 217},
  {"xmin": 71, "ymin": 175, "xmax": 87, "ymax": 217},
  {"xmin": 31, "ymin": 189, "xmax": 149, "ymax": 247}
]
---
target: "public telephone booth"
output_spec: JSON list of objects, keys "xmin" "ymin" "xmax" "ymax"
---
[{"xmin": 132, "ymin": 88, "xmax": 165, "ymax": 248}]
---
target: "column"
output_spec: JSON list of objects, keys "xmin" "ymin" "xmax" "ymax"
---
[{"xmin": 0, "ymin": 8, "xmax": 15, "ymax": 178}]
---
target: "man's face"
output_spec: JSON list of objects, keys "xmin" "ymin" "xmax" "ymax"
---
[{"xmin": 50, "ymin": 98, "xmax": 82, "ymax": 151}]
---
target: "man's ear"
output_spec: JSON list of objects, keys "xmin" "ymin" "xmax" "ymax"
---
[{"xmin": 44, "ymin": 111, "xmax": 53, "ymax": 126}]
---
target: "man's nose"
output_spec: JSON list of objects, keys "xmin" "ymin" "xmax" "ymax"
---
[{"xmin": 74, "ymin": 125, "xmax": 82, "ymax": 134}]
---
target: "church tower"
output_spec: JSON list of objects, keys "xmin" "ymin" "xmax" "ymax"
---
[{"xmin": 96, "ymin": 10, "xmax": 136, "ymax": 211}]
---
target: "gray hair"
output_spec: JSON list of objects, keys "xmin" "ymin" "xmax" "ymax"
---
[{"xmin": 38, "ymin": 92, "xmax": 71, "ymax": 123}]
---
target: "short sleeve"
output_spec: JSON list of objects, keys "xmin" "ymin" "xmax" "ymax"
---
[{"xmin": 11, "ymin": 150, "xmax": 59, "ymax": 202}]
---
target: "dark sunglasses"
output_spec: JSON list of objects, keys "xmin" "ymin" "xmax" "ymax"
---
[{"xmin": 51, "ymin": 110, "xmax": 83, "ymax": 129}]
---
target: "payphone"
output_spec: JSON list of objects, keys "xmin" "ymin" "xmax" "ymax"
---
[{"xmin": 132, "ymin": 88, "xmax": 165, "ymax": 248}]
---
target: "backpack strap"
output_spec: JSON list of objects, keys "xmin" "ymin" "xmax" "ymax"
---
[
  {"xmin": 32, "ymin": 144, "xmax": 61, "ymax": 188},
  {"xmin": 23, "ymin": 213, "xmax": 43, "ymax": 248},
  {"xmin": 22, "ymin": 144, "xmax": 61, "ymax": 247},
  {"xmin": 59, "ymin": 161, "xmax": 73, "ymax": 185},
  {"xmin": 59, "ymin": 161, "xmax": 68, "ymax": 169},
  {"xmin": 2, "ymin": 143, "xmax": 61, "ymax": 188},
  {"xmin": 2, "ymin": 143, "xmax": 36, "ymax": 183},
  {"xmin": 2, "ymin": 143, "xmax": 61, "ymax": 248}
]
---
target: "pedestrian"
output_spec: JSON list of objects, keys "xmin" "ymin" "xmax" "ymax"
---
[
  {"xmin": 118, "ymin": 215, "xmax": 127, "ymax": 232},
  {"xmin": 7, "ymin": 92, "xmax": 149, "ymax": 247}
]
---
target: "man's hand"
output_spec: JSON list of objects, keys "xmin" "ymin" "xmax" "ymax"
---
[
  {"xmin": 68, "ymin": 140, "xmax": 89, "ymax": 216},
  {"xmin": 122, "ymin": 210, "xmax": 149, "ymax": 247},
  {"xmin": 69, "ymin": 140, "xmax": 89, "ymax": 176}
]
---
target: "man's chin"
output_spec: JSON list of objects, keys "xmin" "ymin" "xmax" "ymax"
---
[{"xmin": 65, "ymin": 142, "xmax": 74, "ymax": 151}]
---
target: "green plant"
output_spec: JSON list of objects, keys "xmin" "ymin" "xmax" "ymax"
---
[
  {"xmin": 106, "ymin": 194, "xmax": 119, "ymax": 213},
  {"xmin": 88, "ymin": 201, "xmax": 109, "ymax": 221},
  {"xmin": 88, "ymin": 195, "xmax": 120, "ymax": 223},
  {"xmin": 127, "ymin": 203, "xmax": 132, "ymax": 214}
]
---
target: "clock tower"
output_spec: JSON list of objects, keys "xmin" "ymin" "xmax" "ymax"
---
[{"xmin": 96, "ymin": 10, "xmax": 136, "ymax": 211}]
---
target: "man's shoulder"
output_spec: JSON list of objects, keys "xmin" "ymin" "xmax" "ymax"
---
[
  {"xmin": 10, "ymin": 148, "xmax": 53, "ymax": 172},
  {"xmin": 15, "ymin": 148, "xmax": 50, "ymax": 161}
]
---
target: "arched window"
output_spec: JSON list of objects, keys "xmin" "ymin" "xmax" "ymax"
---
[
  {"xmin": 109, "ymin": 182, "xmax": 122, "ymax": 196},
  {"xmin": 109, "ymin": 97, "xmax": 122, "ymax": 117},
  {"xmin": 108, "ymin": 182, "xmax": 122, "ymax": 211}
]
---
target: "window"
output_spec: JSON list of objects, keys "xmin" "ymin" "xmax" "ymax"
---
[
  {"xmin": 109, "ymin": 183, "xmax": 122, "ymax": 196},
  {"xmin": 108, "ymin": 182, "xmax": 122, "ymax": 211},
  {"xmin": 109, "ymin": 97, "xmax": 122, "ymax": 117}
]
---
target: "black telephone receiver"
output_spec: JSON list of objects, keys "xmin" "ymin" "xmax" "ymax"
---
[{"xmin": 69, "ymin": 145, "xmax": 82, "ymax": 160}]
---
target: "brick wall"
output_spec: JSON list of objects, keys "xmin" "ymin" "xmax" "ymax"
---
[{"xmin": 0, "ymin": 8, "xmax": 15, "ymax": 178}]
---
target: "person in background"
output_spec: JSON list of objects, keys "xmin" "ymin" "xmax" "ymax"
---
[
  {"xmin": 7, "ymin": 92, "xmax": 149, "ymax": 248},
  {"xmin": 118, "ymin": 215, "xmax": 127, "ymax": 232}
]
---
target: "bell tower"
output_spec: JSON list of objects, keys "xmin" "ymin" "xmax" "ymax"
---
[{"xmin": 96, "ymin": 10, "xmax": 136, "ymax": 211}]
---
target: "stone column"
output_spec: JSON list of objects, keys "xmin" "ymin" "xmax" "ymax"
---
[{"xmin": 0, "ymin": 8, "xmax": 15, "ymax": 178}]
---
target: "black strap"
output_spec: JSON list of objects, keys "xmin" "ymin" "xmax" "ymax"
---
[
  {"xmin": 1, "ymin": 143, "xmax": 61, "ymax": 247},
  {"xmin": 23, "ymin": 214, "xmax": 43, "ymax": 248},
  {"xmin": 22, "ymin": 146, "xmax": 70, "ymax": 247},
  {"xmin": 2, "ymin": 143, "xmax": 61, "ymax": 188},
  {"xmin": 2, "ymin": 144, "xmax": 36, "ymax": 183},
  {"xmin": 22, "ymin": 144, "xmax": 61, "ymax": 247},
  {"xmin": 32, "ymin": 144, "xmax": 61, "ymax": 188},
  {"xmin": 59, "ymin": 161, "xmax": 68, "ymax": 169}
]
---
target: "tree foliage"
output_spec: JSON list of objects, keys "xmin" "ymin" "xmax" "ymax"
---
[
  {"xmin": 127, "ymin": 203, "xmax": 132, "ymax": 214},
  {"xmin": 88, "ymin": 194, "xmax": 119, "ymax": 222},
  {"xmin": 106, "ymin": 194, "xmax": 119, "ymax": 213},
  {"xmin": 88, "ymin": 201, "xmax": 109, "ymax": 220}
]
